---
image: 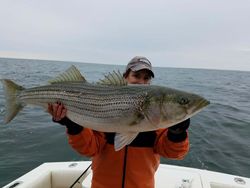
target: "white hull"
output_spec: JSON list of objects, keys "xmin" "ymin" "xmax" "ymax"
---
[{"xmin": 3, "ymin": 161, "xmax": 249, "ymax": 188}]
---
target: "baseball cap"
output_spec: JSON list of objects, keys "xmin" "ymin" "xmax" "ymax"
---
[{"xmin": 126, "ymin": 56, "xmax": 154, "ymax": 78}]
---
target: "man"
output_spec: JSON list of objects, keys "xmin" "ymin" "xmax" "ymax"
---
[{"xmin": 48, "ymin": 56, "xmax": 190, "ymax": 188}]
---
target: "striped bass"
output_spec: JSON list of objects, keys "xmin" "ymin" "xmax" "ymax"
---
[{"xmin": 1, "ymin": 66, "xmax": 209, "ymax": 150}]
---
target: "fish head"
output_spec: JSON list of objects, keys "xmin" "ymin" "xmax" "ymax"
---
[{"xmin": 145, "ymin": 86, "xmax": 210, "ymax": 128}]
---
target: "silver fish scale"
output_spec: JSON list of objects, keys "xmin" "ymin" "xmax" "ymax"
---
[{"xmin": 18, "ymin": 83, "xmax": 148, "ymax": 121}]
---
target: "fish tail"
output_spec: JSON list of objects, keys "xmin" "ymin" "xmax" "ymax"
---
[{"xmin": 1, "ymin": 79, "xmax": 25, "ymax": 124}]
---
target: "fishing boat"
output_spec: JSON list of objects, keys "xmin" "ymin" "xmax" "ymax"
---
[{"xmin": 3, "ymin": 161, "xmax": 249, "ymax": 188}]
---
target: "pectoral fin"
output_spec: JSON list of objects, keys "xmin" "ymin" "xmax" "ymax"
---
[{"xmin": 114, "ymin": 132, "xmax": 139, "ymax": 151}]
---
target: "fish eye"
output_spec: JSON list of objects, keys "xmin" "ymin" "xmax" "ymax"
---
[{"xmin": 178, "ymin": 97, "xmax": 189, "ymax": 105}]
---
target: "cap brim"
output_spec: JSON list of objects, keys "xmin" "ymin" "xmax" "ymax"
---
[{"xmin": 130, "ymin": 65, "xmax": 154, "ymax": 78}]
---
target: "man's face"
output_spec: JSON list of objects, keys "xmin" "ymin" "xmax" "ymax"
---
[{"xmin": 125, "ymin": 69, "xmax": 152, "ymax": 85}]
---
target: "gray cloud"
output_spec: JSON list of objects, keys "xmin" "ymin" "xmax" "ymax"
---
[{"xmin": 0, "ymin": 0, "xmax": 250, "ymax": 71}]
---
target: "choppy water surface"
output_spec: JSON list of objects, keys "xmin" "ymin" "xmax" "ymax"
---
[{"xmin": 0, "ymin": 58, "xmax": 249, "ymax": 186}]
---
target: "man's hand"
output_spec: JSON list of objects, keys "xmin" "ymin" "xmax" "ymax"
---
[
  {"xmin": 48, "ymin": 102, "xmax": 67, "ymax": 122},
  {"xmin": 48, "ymin": 102, "xmax": 83, "ymax": 135},
  {"xmin": 168, "ymin": 119, "xmax": 190, "ymax": 134},
  {"xmin": 167, "ymin": 119, "xmax": 190, "ymax": 142}
]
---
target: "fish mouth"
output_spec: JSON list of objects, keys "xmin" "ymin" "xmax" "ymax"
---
[
  {"xmin": 188, "ymin": 98, "xmax": 210, "ymax": 115},
  {"xmin": 197, "ymin": 98, "xmax": 210, "ymax": 109}
]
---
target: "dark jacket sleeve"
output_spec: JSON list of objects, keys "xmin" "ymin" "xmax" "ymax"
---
[
  {"xmin": 53, "ymin": 117, "xmax": 83, "ymax": 135},
  {"xmin": 154, "ymin": 119, "xmax": 190, "ymax": 159}
]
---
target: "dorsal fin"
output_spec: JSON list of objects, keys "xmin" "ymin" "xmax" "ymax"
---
[
  {"xmin": 48, "ymin": 65, "xmax": 86, "ymax": 84},
  {"xmin": 97, "ymin": 70, "xmax": 127, "ymax": 86}
]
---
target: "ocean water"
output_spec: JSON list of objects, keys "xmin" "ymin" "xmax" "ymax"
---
[{"xmin": 0, "ymin": 57, "xmax": 249, "ymax": 186}]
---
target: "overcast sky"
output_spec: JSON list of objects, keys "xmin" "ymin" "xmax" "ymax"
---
[{"xmin": 0, "ymin": 0, "xmax": 250, "ymax": 71}]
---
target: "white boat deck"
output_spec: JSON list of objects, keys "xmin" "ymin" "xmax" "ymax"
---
[{"xmin": 3, "ymin": 161, "xmax": 250, "ymax": 188}]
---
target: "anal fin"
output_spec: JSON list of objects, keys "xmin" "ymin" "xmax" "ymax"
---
[{"xmin": 114, "ymin": 132, "xmax": 139, "ymax": 151}]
